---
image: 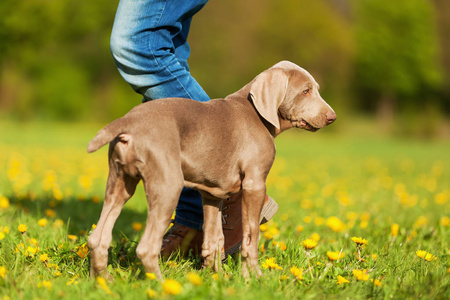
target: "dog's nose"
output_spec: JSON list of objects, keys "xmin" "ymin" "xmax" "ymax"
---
[{"xmin": 325, "ymin": 111, "xmax": 337, "ymax": 124}]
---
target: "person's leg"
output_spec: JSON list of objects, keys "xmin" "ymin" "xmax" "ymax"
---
[
  {"xmin": 110, "ymin": 0, "xmax": 209, "ymax": 102},
  {"xmin": 110, "ymin": 0, "xmax": 209, "ymax": 231}
]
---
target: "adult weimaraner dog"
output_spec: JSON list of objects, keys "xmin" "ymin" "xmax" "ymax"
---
[{"xmin": 87, "ymin": 61, "xmax": 336, "ymax": 280}]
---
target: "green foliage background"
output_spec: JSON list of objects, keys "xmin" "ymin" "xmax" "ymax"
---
[{"xmin": 1, "ymin": 0, "xmax": 450, "ymax": 136}]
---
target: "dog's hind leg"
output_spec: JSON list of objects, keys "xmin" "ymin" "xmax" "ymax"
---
[
  {"xmin": 201, "ymin": 196, "xmax": 225, "ymax": 271},
  {"xmin": 88, "ymin": 170, "xmax": 138, "ymax": 280},
  {"xmin": 135, "ymin": 168, "xmax": 184, "ymax": 280}
]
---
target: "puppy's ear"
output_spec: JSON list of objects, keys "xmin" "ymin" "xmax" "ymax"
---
[{"xmin": 249, "ymin": 68, "xmax": 288, "ymax": 129}]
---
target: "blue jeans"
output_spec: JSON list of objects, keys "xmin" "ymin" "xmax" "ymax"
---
[{"xmin": 111, "ymin": 0, "xmax": 209, "ymax": 230}]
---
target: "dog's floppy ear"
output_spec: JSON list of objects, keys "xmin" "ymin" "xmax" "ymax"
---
[{"xmin": 249, "ymin": 68, "xmax": 289, "ymax": 129}]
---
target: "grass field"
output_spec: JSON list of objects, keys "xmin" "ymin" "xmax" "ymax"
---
[{"xmin": 0, "ymin": 120, "xmax": 449, "ymax": 299}]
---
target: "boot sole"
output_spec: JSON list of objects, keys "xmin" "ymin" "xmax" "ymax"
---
[{"xmin": 259, "ymin": 195, "xmax": 279, "ymax": 225}]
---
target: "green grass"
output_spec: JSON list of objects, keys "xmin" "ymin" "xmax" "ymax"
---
[{"xmin": 0, "ymin": 120, "xmax": 449, "ymax": 299}]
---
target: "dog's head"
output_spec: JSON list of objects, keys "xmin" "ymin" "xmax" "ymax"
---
[{"xmin": 249, "ymin": 61, "xmax": 336, "ymax": 133}]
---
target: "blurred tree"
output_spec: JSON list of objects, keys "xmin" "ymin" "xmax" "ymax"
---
[
  {"xmin": 189, "ymin": 0, "xmax": 353, "ymax": 112},
  {"xmin": 432, "ymin": 0, "xmax": 450, "ymax": 113},
  {"xmin": 0, "ymin": 0, "xmax": 448, "ymax": 127},
  {"xmin": 255, "ymin": 0, "xmax": 354, "ymax": 111},
  {"xmin": 0, "ymin": 0, "xmax": 135, "ymax": 120},
  {"xmin": 353, "ymin": 0, "xmax": 443, "ymax": 127}
]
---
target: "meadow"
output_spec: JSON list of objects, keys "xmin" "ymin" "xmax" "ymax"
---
[{"xmin": 0, "ymin": 120, "xmax": 449, "ymax": 299}]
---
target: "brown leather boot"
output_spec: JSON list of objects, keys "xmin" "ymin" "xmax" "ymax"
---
[
  {"xmin": 160, "ymin": 222, "xmax": 203, "ymax": 259},
  {"xmin": 222, "ymin": 191, "xmax": 243, "ymax": 257},
  {"xmin": 160, "ymin": 193, "xmax": 278, "ymax": 259},
  {"xmin": 223, "ymin": 192, "xmax": 279, "ymax": 257}
]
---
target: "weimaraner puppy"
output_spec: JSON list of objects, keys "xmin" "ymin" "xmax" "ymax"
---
[{"xmin": 87, "ymin": 61, "xmax": 336, "ymax": 280}]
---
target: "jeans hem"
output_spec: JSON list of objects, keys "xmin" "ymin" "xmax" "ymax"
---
[{"xmin": 175, "ymin": 215, "xmax": 203, "ymax": 231}]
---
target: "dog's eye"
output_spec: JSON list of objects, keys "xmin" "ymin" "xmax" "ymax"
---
[{"xmin": 303, "ymin": 89, "xmax": 310, "ymax": 95}]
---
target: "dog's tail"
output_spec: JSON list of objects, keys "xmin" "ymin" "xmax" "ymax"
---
[{"xmin": 87, "ymin": 118, "xmax": 127, "ymax": 153}]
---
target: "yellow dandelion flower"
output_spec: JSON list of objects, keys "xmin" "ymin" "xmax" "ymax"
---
[
  {"xmin": 187, "ymin": 272, "xmax": 202, "ymax": 286},
  {"xmin": 92, "ymin": 195, "xmax": 101, "ymax": 204},
  {"xmin": 132, "ymin": 222, "xmax": 143, "ymax": 232},
  {"xmin": 352, "ymin": 269, "xmax": 369, "ymax": 281},
  {"xmin": 371, "ymin": 278, "xmax": 382, "ymax": 287},
  {"xmin": 327, "ymin": 251, "xmax": 345, "ymax": 261},
  {"xmin": 351, "ymin": 237, "xmax": 368, "ymax": 246},
  {"xmin": 289, "ymin": 266, "xmax": 303, "ymax": 280},
  {"xmin": 314, "ymin": 217, "xmax": 324, "ymax": 226},
  {"xmin": 416, "ymin": 250, "xmax": 427, "ymax": 259},
  {"xmin": 40, "ymin": 280, "xmax": 52, "ymax": 290},
  {"xmin": 146, "ymin": 273, "xmax": 156, "ymax": 280},
  {"xmin": 303, "ymin": 216, "xmax": 312, "ymax": 224},
  {"xmin": 147, "ymin": 289, "xmax": 157, "ymax": 298},
  {"xmin": 296, "ymin": 225, "xmax": 304, "ymax": 232},
  {"xmin": 414, "ymin": 216, "xmax": 429, "ymax": 229},
  {"xmin": 326, "ymin": 216, "xmax": 346, "ymax": 232},
  {"xmin": 0, "ymin": 232, "xmax": 4, "ymax": 241},
  {"xmin": 25, "ymin": 246, "xmax": 38, "ymax": 257},
  {"xmin": 18, "ymin": 224, "xmax": 28, "ymax": 234},
  {"xmin": 68, "ymin": 235, "xmax": 78, "ymax": 241},
  {"xmin": 440, "ymin": 217, "xmax": 450, "ymax": 227},
  {"xmin": 52, "ymin": 188, "xmax": 63, "ymax": 201},
  {"xmin": 0, "ymin": 266, "xmax": 7, "ymax": 279},
  {"xmin": 424, "ymin": 252, "xmax": 437, "ymax": 261},
  {"xmin": 66, "ymin": 275, "xmax": 79, "ymax": 286},
  {"xmin": 167, "ymin": 261, "xmax": 178, "ymax": 268},
  {"xmin": 390, "ymin": 223, "xmax": 400, "ymax": 237},
  {"xmin": 38, "ymin": 218, "xmax": 48, "ymax": 227},
  {"xmin": 45, "ymin": 209, "xmax": 56, "ymax": 218},
  {"xmin": 260, "ymin": 243, "xmax": 265, "ymax": 252},
  {"xmin": 261, "ymin": 257, "xmax": 283, "ymax": 270},
  {"xmin": 311, "ymin": 233, "xmax": 321, "ymax": 242},
  {"xmin": 53, "ymin": 219, "xmax": 64, "ymax": 229},
  {"xmin": 79, "ymin": 175, "xmax": 92, "ymax": 190},
  {"xmin": 163, "ymin": 279, "xmax": 182, "ymax": 295},
  {"xmin": 360, "ymin": 221, "xmax": 369, "ymax": 229},
  {"xmin": 273, "ymin": 241, "xmax": 287, "ymax": 251},
  {"xmin": 260, "ymin": 224, "xmax": 269, "ymax": 232},
  {"xmin": 211, "ymin": 273, "xmax": 219, "ymax": 280},
  {"xmin": 1, "ymin": 226, "xmax": 9, "ymax": 234},
  {"xmin": 96, "ymin": 276, "xmax": 111, "ymax": 294},
  {"xmin": 76, "ymin": 243, "xmax": 89, "ymax": 259},
  {"xmin": 0, "ymin": 196, "xmax": 10, "ymax": 209},
  {"xmin": 302, "ymin": 239, "xmax": 317, "ymax": 250},
  {"xmin": 40, "ymin": 254, "xmax": 49, "ymax": 263},
  {"xmin": 337, "ymin": 275, "xmax": 349, "ymax": 285},
  {"xmin": 263, "ymin": 226, "xmax": 280, "ymax": 240},
  {"xmin": 372, "ymin": 254, "xmax": 378, "ymax": 261},
  {"xmin": 14, "ymin": 243, "xmax": 25, "ymax": 254}
]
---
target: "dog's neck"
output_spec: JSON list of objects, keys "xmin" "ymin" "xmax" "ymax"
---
[{"xmin": 225, "ymin": 85, "xmax": 292, "ymax": 138}]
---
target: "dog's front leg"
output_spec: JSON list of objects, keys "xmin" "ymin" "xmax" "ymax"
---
[
  {"xmin": 201, "ymin": 197, "xmax": 224, "ymax": 271},
  {"xmin": 241, "ymin": 183, "xmax": 265, "ymax": 278}
]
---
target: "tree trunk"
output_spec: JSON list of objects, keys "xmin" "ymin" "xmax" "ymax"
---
[{"xmin": 377, "ymin": 93, "xmax": 395, "ymax": 133}]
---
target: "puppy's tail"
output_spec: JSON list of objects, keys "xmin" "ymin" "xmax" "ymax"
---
[{"xmin": 87, "ymin": 118, "xmax": 127, "ymax": 153}]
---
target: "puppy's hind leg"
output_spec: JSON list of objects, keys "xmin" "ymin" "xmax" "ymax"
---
[
  {"xmin": 136, "ymin": 170, "xmax": 184, "ymax": 280},
  {"xmin": 88, "ymin": 170, "xmax": 138, "ymax": 280}
]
